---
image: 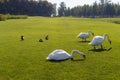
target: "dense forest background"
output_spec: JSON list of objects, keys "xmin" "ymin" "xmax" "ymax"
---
[
  {"xmin": 0, "ymin": 0, "xmax": 54, "ymax": 16},
  {"xmin": 0, "ymin": 0, "xmax": 120, "ymax": 17}
]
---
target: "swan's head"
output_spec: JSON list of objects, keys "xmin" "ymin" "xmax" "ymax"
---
[
  {"xmin": 70, "ymin": 54, "xmax": 86, "ymax": 60},
  {"xmin": 88, "ymin": 30, "xmax": 94, "ymax": 36},
  {"xmin": 70, "ymin": 50, "xmax": 86, "ymax": 60},
  {"xmin": 104, "ymin": 34, "xmax": 111, "ymax": 45},
  {"xmin": 108, "ymin": 38, "xmax": 111, "ymax": 45},
  {"xmin": 104, "ymin": 33, "xmax": 108, "ymax": 36}
]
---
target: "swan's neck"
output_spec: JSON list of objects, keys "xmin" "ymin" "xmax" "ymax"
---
[
  {"xmin": 70, "ymin": 50, "xmax": 86, "ymax": 59},
  {"xmin": 88, "ymin": 31, "xmax": 91, "ymax": 35},
  {"xmin": 103, "ymin": 34, "xmax": 111, "ymax": 44},
  {"xmin": 103, "ymin": 34, "xmax": 108, "ymax": 40},
  {"xmin": 88, "ymin": 31, "xmax": 94, "ymax": 36}
]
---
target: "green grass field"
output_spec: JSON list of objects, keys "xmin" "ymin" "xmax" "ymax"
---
[{"xmin": 0, "ymin": 17, "xmax": 120, "ymax": 80}]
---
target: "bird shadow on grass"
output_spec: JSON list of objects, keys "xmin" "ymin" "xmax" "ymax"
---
[
  {"xmin": 88, "ymin": 47, "xmax": 112, "ymax": 52},
  {"xmin": 46, "ymin": 59, "xmax": 85, "ymax": 63},
  {"xmin": 71, "ymin": 59, "xmax": 85, "ymax": 61},
  {"xmin": 46, "ymin": 59, "xmax": 69, "ymax": 63},
  {"xmin": 77, "ymin": 41, "xmax": 90, "ymax": 43},
  {"xmin": 107, "ymin": 47, "xmax": 112, "ymax": 51}
]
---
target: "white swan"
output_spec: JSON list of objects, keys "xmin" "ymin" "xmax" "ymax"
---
[
  {"xmin": 77, "ymin": 30, "xmax": 94, "ymax": 41},
  {"xmin": 46, "ymin": 49, "xmax": 86, "ymax": 60},
  {"xmin": 89, "ymin": 34, "xmax": 111, "ymax": 49}
]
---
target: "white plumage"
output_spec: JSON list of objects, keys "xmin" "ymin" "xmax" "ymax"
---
[
  {"xmin": 77, "ymin": 30, "xmax": 94, "ymax": 41},
  {"xmin": 46, "ymin": 49, "xmax": 86, "ymax": 61},
  {"xmin": 89, "ymin": 34, "xmax": 111, "ymax": 49}
]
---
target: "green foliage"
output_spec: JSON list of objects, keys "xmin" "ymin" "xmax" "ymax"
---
[
  {"xmin": 0, "ymin": 0, "xmax": 54, "ymax": 16},
  {"xmin": 0, "ymin": 17, "xmax": 120, "ymax": 80},
  {"xmin": 7, "ymin": 15, "xmax": 28, "ymax": 19},
  {"xmin": 0, "ymin": 14, "xmax": 7, "ymax": 21},
  {"xmin": 58, "ymin": 2, "xmax": 66, "ymax": 16},
  {"xmin": 0, "ymin": 14, "xmax": 28, "ymax": 21},
  {"xmin": 113, "ymin": 21, "xmax": 120, "ymax": 24}
]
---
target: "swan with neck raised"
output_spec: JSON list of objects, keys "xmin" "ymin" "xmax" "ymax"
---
[
  {"xmin": 46, "ymin": 49, "xmax": 86, "ymax": 60},
  {"xmin": 77, "ymin": 30, "xmax": 94, "ymax": 41},
  {"xmin": 89, "ymin": 34, "xmax": 111, "ymax": 49}
]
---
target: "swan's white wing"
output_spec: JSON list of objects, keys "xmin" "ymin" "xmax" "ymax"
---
[
  {"xmin": 77, "ymin": 32, "xmax": 89, "ymax": 38},
  {"xmin": 89, "ymin": 36, "xmax": 104, "ymax": 45},
  {"xmin": 46, "ymin": 50, "xmax": 70, "ymax": 60}
]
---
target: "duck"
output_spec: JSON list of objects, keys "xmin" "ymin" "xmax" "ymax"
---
[
  {"xmin": 21, "ymin": 35, "xmax": 24, "ymax": 41},
  {"xmin": 45, "ymin": 35, "xmax": 49, "ymax": 40}
]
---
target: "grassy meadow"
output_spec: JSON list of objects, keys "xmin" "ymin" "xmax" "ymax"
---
[{"xmin": 0, "ymin": 17, "xmax": 120, "ymax": 80}]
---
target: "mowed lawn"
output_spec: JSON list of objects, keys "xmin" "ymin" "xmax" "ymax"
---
[{"xmin": 0, "ymin": 17, "xmax": 120, "ymax": 80}]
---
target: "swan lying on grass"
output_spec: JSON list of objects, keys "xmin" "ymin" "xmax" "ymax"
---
[{"xmin": 46, "ymin": 49, "xmax": 86, "ymax": 61}]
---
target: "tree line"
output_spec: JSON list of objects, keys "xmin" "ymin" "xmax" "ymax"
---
[
  {"xmin": 58, "ymin": 0, "xmax": 120, "ymax": 17},
  {"xmin": 0, "ymin": 0, "xmax": 120, "ymax": 17},
  {"xmin": 0, "ymin": 0, "xmax": 54, "ymax": 16}
]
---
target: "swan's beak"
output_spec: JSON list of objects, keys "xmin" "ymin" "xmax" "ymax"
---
[
  {"xmin": 109, "ymin": 40, "xmax": 111, "ymax": 45},
  {"xmin": 108, "ymin": 39, "xmax": 111, "ymax": 45}
]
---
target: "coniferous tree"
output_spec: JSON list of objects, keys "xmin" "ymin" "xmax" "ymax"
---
[{"xmin": 58, "ymin": 2, "xmax": 66, "ymax": 16}]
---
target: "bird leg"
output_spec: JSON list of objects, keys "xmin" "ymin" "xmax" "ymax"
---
[
  {"xmin": 82, "ymin": 38, "xmax": 84, "ymax": 42},
  {"xmin": 94, "ymin": 46, "xmax": 96, "ymax": 50},
  {"xmin": 85, "ymin": 38, "xmax": 86, "ymax": 42}
]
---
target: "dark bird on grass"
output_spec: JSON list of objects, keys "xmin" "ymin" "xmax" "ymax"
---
[
  {"xmin": 45, "ymin": 35, "xmax": 49, "ymax": 40},
  {"xmin": 21, "ymin": 35, "xmax": 24, "ymax": 41},
  {"xmin": 39, "ymin": 38, "xmax": 43, "ymax": 42}
]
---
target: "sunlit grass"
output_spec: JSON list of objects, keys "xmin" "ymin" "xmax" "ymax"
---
[{"xmin": 0, "ymin": 17, "xmax": 120, "ymax": 80}]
